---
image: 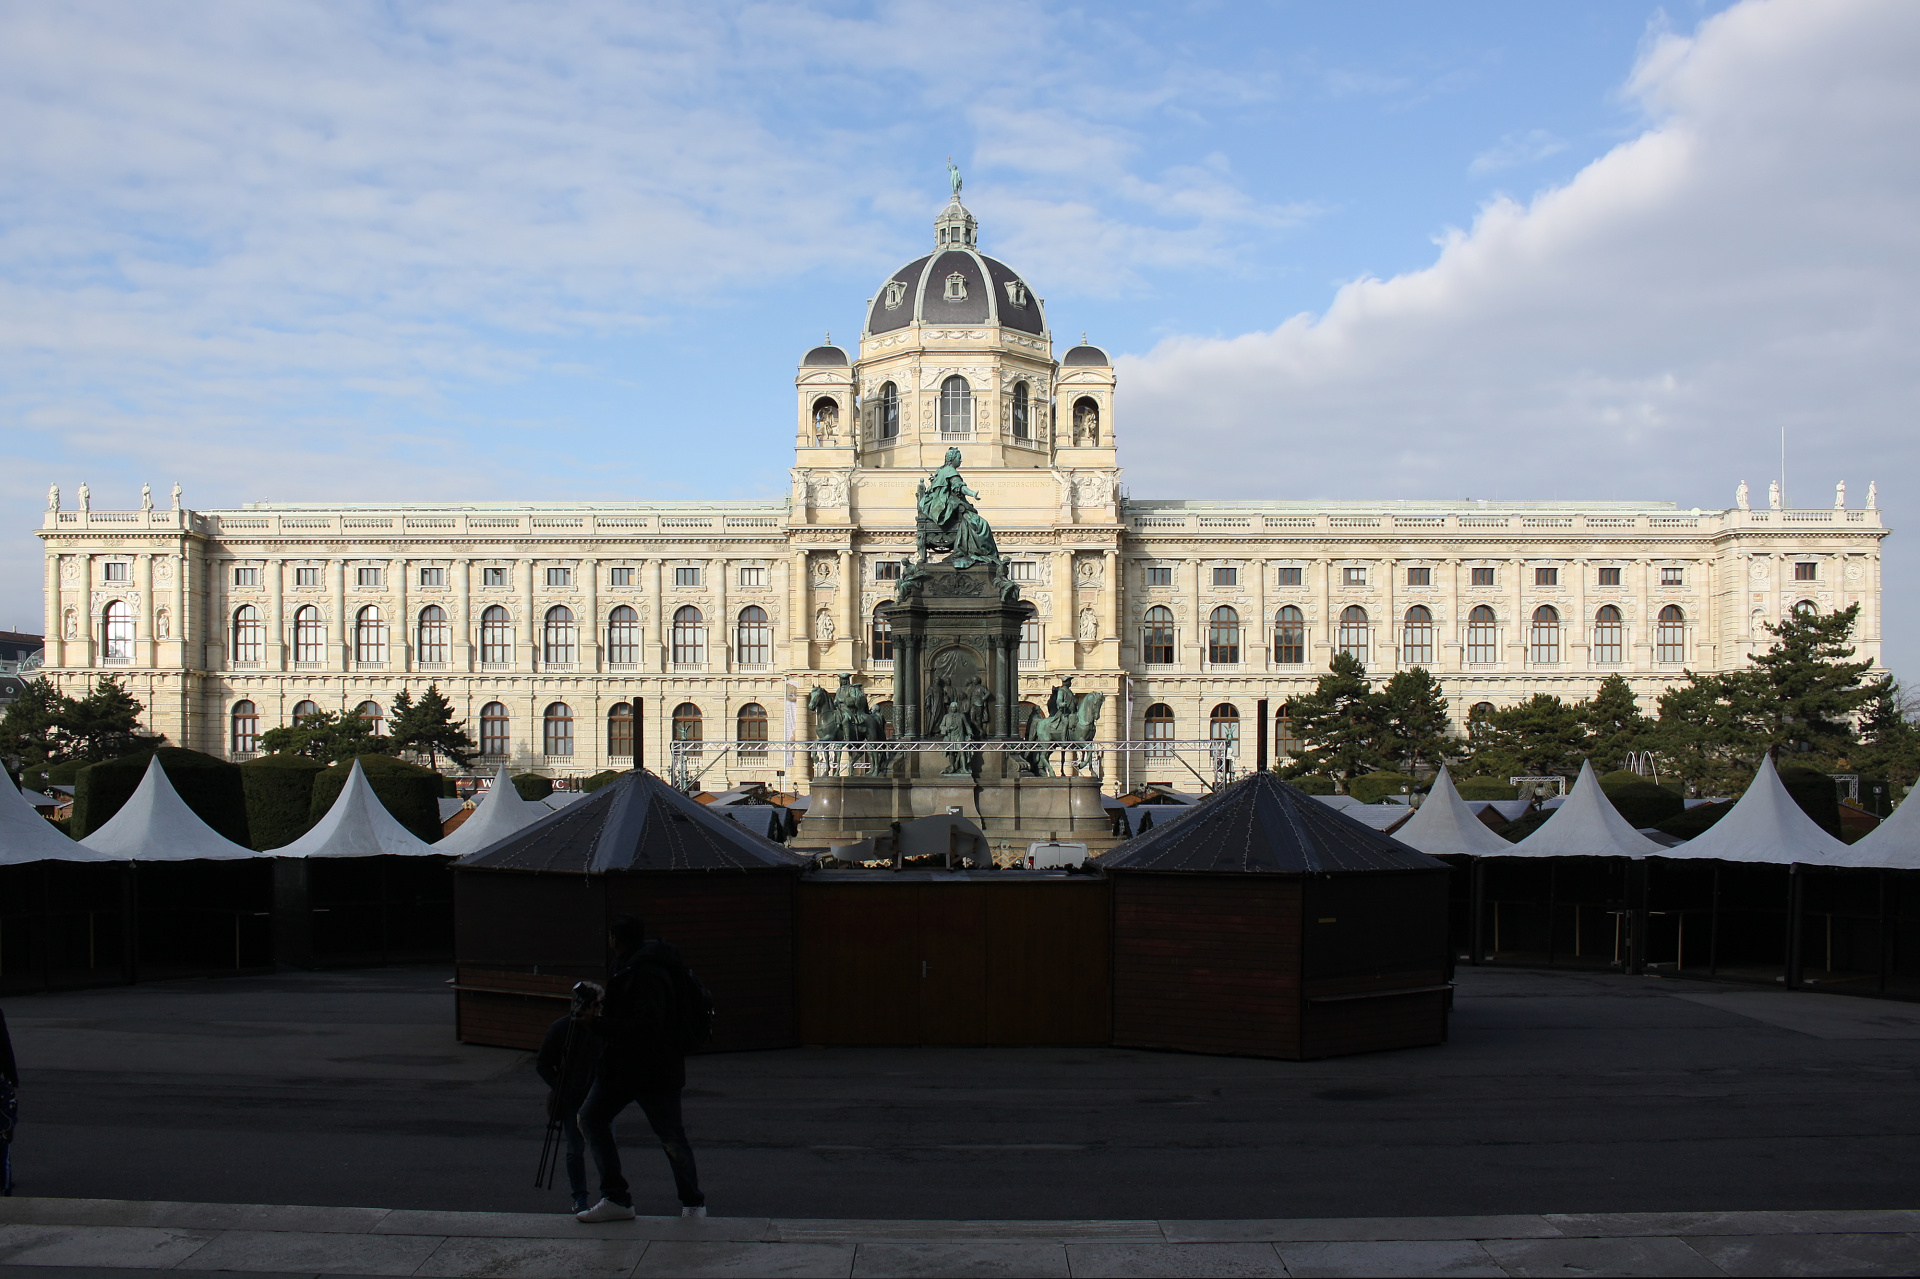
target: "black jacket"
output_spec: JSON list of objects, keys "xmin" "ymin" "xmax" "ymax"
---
[
  {"xmin": 596, "ymin": 940, "xmax": 687, "ymax": 1090},
  {"xmin": 534, "ymin": 1015, "xmax": 601, "ymax": 1118}
]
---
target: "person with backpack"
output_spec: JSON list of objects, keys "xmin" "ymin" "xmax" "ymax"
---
[
  {"xmin": 575, "ymin": 914, "xmax": 710, "ymax": 1222},
  {"xmin": 535, "ymin": 981, "xmax": 604, "ymax": 1214}
]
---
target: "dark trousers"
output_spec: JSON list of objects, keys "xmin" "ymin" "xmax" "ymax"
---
[
  {"xmin": 578, "ymin": 1077, "xmax": 703, "ymax": 1208},
  {"xmin": 561, "ymin": 1109, "xmax": 587, "ymax": 1202}
]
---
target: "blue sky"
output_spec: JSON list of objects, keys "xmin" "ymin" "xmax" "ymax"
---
[{"xmin": 6, "ymin": 0, "xmax": 1918, "ymax": 678}]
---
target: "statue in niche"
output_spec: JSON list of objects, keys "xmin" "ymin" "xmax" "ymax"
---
[
  {"xmin": 937, "ymin": 700, "xmax": 977, "ymax": 776},
  {"xmin": 154, "ymin": 607, "xmax": 170, "ymax": 640},
  {"xmin": 46, "ymin": 484, "xmax": 58, "ymax": 512},
  {"xmin": 961, "ymin": 674, "xmax": 992, "ymax": 739},
  {"xmin": 814, "ymin": 609, "xmax": 835, "ymax": 642},
  {"xmin": 812, "ymin": 400, "xmax": 839, "ymax": 444},
  {"xmin": 914, "ymin": 447, "xmax": 1002, "ymax": 569},
  {"xmin": 63, "ymin": 608, "xmax": 77, "ymax": 639},
  {"xmin": 1736, "ymin": 480, "xmax": 1750, "ymax": 510},
  {"xmin": 1072, "ymin": 400, "xmax": 1099, "ymax": 446},
  {"xmin": 1078, "ymin": 607, "xmax": 1098, "ymax": 640}
]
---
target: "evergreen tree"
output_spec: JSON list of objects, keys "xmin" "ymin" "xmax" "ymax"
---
[
  {"xmin": 1280, "ymin": 651, "xmax": 1384, "ymax": 787},
  {"xmin": 0, "ymin": 677, "xmax": 71, "ymax": 767},
  {"xmin": 1856, "ymin": 679, "xmax": 1920, "ymax": 795},
  {"xmin": 1749, "ymin": 604, "xmax": 1878, "ymax": 758},
  {"xmin": 1376, "ymin": 666, "xmax": 1451, "ymax": 774},
  {"xmin": 61, "ymin": 676, "xmax": 156, "ymax": 761},
  {"xmin": 1652, "ymin": 670, "xmax": 1771, "ymax": 795},
  {"xmin": 259, "ymin": 708, "xmax": 387, "ymax": 763},
  {"xmin": 1468, "ymin": 694, "xmax": 1589, "ymax": 780},
  {"xmin": 390, "ymin": 683, "xmax": 478, "ymax": 769},
  {"xmin": 1583, "ymin": 674, "xmax": 1652, "ymax": 771}
]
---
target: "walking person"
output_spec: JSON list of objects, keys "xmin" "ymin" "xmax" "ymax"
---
[
  {"xmin": 534, "ymin": 981, "xmax": 603, "ymax": 1214},
  {"xmin": 576, "ymin": 914, "xmax": 709, "ymax": 1222}
]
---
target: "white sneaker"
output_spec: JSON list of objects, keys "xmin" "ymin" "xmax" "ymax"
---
[
  {"xmin": 681, "ymin": 1205, "xmax": 707, "ymax": 1219},
  {"xmin": 576, "ymin": 1199, "xmax": 636, "ymax": 1223}
]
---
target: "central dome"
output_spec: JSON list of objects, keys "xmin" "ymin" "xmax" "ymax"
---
[{"xmin": 864, "ymin": 197, "xmax": 1046, "ymax": 338}]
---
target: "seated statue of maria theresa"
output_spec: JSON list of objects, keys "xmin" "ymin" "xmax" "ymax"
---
[{"xmin": 915, "ymin": 447, "xmax": 1002, "ymax": 569}]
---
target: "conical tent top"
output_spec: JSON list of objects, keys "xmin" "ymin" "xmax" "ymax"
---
[
  {"xmin": 1667, "ymin": 754, "xmax": 1850, "ymax": 866},
  {"xmin": 80, "ymin": 755, "xmax": 258, "ymax": 862},
  {"xmin": 1842, "ymin": 770, "xmax": 1920, "ymax": 869},
  {"xmin": 271, "ymin": 758, "xmax": 436, "ymax": 858},
  {"xmin": 1391, "ymin": 766, "xmax": 1516, "ymax": 859},
  {"xmin": 1505, "ymin": 760, "xmax": 1662, "ymax": 860},
  {"xmin": 434, "ymin": 764, "xmax": 546, "ymax": 857},
  {"xmin": 1, "ymin": 770, "xmax": 111, "ymax": 866}
]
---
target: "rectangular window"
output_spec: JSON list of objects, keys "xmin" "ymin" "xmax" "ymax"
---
[
  {"xmin": 1146, "ymin": 566, "xmax": 1173, "ymax": 587},
  {"xmin": 1471, "ymin": 567, "xmax": 1496, "ymax": 587},
  {"xmin": 1276, "ymin": 566, "xmax": 1302, "ymax": 587},
  {"xmin": 1010, "ymin": 562, "xmax": 1038, "ymax": 582},
  {"xmin": 1535, "ymin": 567, "xmax": 1558, "ymax": 586},
  {"xmin": 610, "ymin": 567, "xmax": 634, "ymax": 586},
  {"xmin": 546, "ymin": 566, "xmax": 571, "ymax": 587},
  {"xmin": 1342, "ymin": 567, "xmax": 1367, "ymax": 586},
  {"xmin": 1212, "ymin": 566, "xmax": 1238, "ymax": 587},
  {"xmin": 482, "ymin": 567, "xmax": 508, "ymax": 587},
  {"xmin": 295, "ymin": 567, "xmax": 320, "ymax": 587},
  {"xmin": 1661, "ymin": 567, "xmax": 1685, "ymax": 586},
  {"xmin": 1598, "ymin": 567, "xmax": 1622, "ymax": 586},
  {"xmin": 356, "ymin": 567, "xmax": 381, "ymax": 587},
  {"xmin": 674, "ymin": 567, "xmax": 701, "ymax": 587},
  {"xmin": 875, "ymin": 561, "xmax": 902, "ymax": 581},
  {"xmin": 1019, "ymin": 616, "xmax": 1042, "ymax": 662},
  {"xmin": 232, "ymin": 567, "xmax": 258, "ymax": 586},
  {"xmin": 1795, "ymin": 562, "xmax": 1817, "ymax": 581},
  {"xmin": 739, "ymin": 566, "xmax": 767, "ymax": 587},
  {"xmin": 103, "ymin": 562, "xmax": 128, "ymax": 582},
  {"xmin": 418, "ymin": 567, "xmax": 445, "ymax": 587},
  {"xmin": 1406, "ymin": 567, "xmax": 1431, "ymax": 587}
]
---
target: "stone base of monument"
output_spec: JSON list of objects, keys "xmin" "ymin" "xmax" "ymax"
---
[{"xmin": 796, "ymin": 773, "xmax": 1116, "ymax": 863}]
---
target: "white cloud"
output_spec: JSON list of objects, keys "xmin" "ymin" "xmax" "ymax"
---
[
  {"xmin": 1469, "ymin": 128, "xmax": 1569, "ymax": 174},
  {"xmin": 1120, "ymin": 0, "xmax": 1920, "ymax": 674}
]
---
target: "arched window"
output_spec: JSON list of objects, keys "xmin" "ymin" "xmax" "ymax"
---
[
  {"xmin": 1274, "ymin": 606, "xmax": 1305, "ymax": 664},
  {"xmin": 1209, "ymin": 703, "xmax": 1240, "ymax": 756},
  {"xmin": 1469, "ymin": 702, "xmax": 1496, "ymax": 738},
  {"xmin": 672, "ymin": 606, "xmax": 706, "ymax": 665},
  {"xmin": 1466, "ymin": 605, "xmax": 1498, "ymax": 665},
  {"xmin": 607, "ymin": 702, "xmax": 634, "ymax": 758},
  {"xmin": 737, "ymin": 605, "xmax": 771, "ymax": 665},
  {"xmin": 357, "ymin": 700, "xmax": 386, "ymax": 737},
  {"xmin": 480, "ymin": 702, "xmax": 510, "ymax": 757},
  {"xmin": 868, "ymin": 605, "xmax": 892, "ymax": 662},
  {"xmin": 293, "ymin": 605, "xmax": 324, "ymax": 663},
  {"xmin": 1207, "ymin": 606, "xmax": 1241, "ymax": 664},
  {"xmin": 1337, "ymin": 606, "xmax": 1369, "ymax": 662},
  {"xmin": 543, "ymin": 606, "xmax": 576, "ymax": 665},
  {"xmin": 672, "ymin": 702, "xmax": 703, "ymax": 756},
  {"xmin": 102, "ymin": 600, "xmax": 134, "ymax": 660},
  {"xmin": 1402, "ymin": 606, "xmax": 1433, "ymax": 666},
  {"xmin": 1793, "ymin": 599, "xmax": 1818, "ymax": 616},
  {"xmin": 939, "ymin": 375, "xmax": 973, "ymax": 436},
  {"xmin": 543, "ymin": 702, "xmax": 573, "ymax": 756},
  {"xmin": 1276, "ymin": 703, "xmax": 1303, "ymax": 756},
  {"xmin": 231, "ymin": 605, "xmax": 262, "ymax": 663},
  {"xmin": 1011, "ymin": 382, "xmax": 1030, "ymax": 439},
  {"xmin": 737, "ymin": 703, "xmax": 768, "ymax": 757},
  {"xmin": 1144, "ymin": 703, "xmax": 1175, "ymax": 757},
  {"xmin": 480, "ymin": 605, "xmax": 513, "ymax": 664},
  {"xmin": 1593, "ymin": 606, "xmax": 1623, "ymax": 664},
  {"xmin": 1072, "ymin": 396, "xmax": 1099, "ymax": 446},
  {"xmin": 1142, "ymin": 605, "xmax": 1175, "ymax": 665},
  {"xmin": 417, "ymin": 605, "xmax": 448, "ymax": 664},
  {"xmin": 878, "ymin": 381, "xmax": 900, "ymax": 440},
  {"xmin": 1019, "ymin": 602, "xmax": 1042, "ymax": 662},
  {"xmin": 1657, "ymin": 605, "xmax": 1686, "ymax": 663},
  {"xmin": 231, "ymin": 700, "xmax": 259, "ymax": 754},
  {"xmin": 607, "ymin": 605, "xmax": 639, "ymax": 664},
  {"xmin": 354, "ymin": 606, "xmax": 387, "ymax": 664},
  {"xmin": 1530, "ymin": 605, "xmax": 1561, "ymax": 664},
  {"xmin": 291, "ymin": 700, "xmax": 321, "ymax": 722}
]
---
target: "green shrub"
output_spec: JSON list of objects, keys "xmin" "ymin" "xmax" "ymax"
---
[
  {"xmin": 1454, "ymin": 777, "xmax": 1519, "ymax": 801},
  {"xmin": 73, "ymin": 747, "xmax": 250, "ymax": 845},
  {"xmin": 1655, "ymin": 801, "xmax": 1733, "ymax": 840},
  {"xmin": 582, "ymin": 769, "xmax": 627, "ymax": 793},
  {"xmin": 512, "ymin": 773, "xmax": 554, "ymax": 801},
  {"xmin": 241, "ymin": 754, "xmax": 326, "ymax": 850},
  {"xmin": 1348, "ymin": 772, "xmax": 1419, "ymax": 805},
  {"xmin": 21, "ymin": 758, "xmax": 89, "ymax": 792},
  {"xmin": 1599, "ymin": 769, "xmax": 1684, "ymax": 797},
  {"xmin": 1287, "ymin": 773, "xmax": 1337, "ymax": 795},
  {"xmin": 439, "ymin": 772, "xmax": 458, "ymax": 799},
  {"xmin": 1777, "ymin": 766, "xmax": 1843, "ymax": 838},
  {"xmin": 309, "ymin": 754, "xmax": 444, "ymax": 843},
  {"xmin": 1604, "ymin": 780, "xmax": 1685, "ymax": 829},
  {"xmin": 1499, "ymin": 810, "xmax": 1553, "ymax": 843}
]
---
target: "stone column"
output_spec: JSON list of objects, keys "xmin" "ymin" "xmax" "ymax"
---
[
  {"xmin": 394, "ymin": 557, "xmax": 410, "ymax": 671},
  {"xmin": 1253, "ymin": 555, "xmax": 1268, "ymax": 672},
  {"xmin": 901, "ymin": 632, "xmax": 921, "ymax": 739},
  {"xmin": 1103, "ymin": 548, "xmax": 1120, "ymax": 655},
  {"xmin": 137, "ymin": 553, "xmax": 154, "ymax": 668},
  {"xmin": 649, "ymin": 559, "xmax": 665, "ymax": 671},
  {"xmin": 580, "ymin": 556, "xmax": 599, "ymax": 672},
  {"xmin": 1318, "ymin": 556, "xmax": 1332, "ymax": 666},
  {"xmin": 836, "ymin": 548, "xmax": 853, "ymax": 668},
  {"xmin": 268, "ymin": 559, "xmax": 286, "ymax": 670},
  {"xmin": 455, "ymin": 559, "xmax": 473, "ymax": 671},
  {"xmin": 43, "ymin": 553, "xmax": 61, "ymax": 668},
  {"xmin": 521, "ymin": 558, "xmax": 538, "ymax": 670},
  {"xmin": 329, "ymin": 559, "xmax": 347, "ymax": 668},
  {"xmin": 715, "ymin": 557, "xmax": 730, "ymax": 672}
]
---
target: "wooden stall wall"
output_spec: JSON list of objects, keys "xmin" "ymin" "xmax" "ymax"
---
[
  {"xmin": 1111, "ymin": 875, "xmax": 1303, "ymax": 1059},
  {"xmin": 1300, "ymin": 870, "xmax": 1451, "ymax": 1059},
  {"xmin": 454, "ymin": 871, "xmax": 606, "ymax": 1050},
  {"xmin": 797, "ymin": 878, "xmax": 1111, "ymax": 1046}
]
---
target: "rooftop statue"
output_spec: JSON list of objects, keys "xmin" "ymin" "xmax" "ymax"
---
[
  {"xmin": 915, "ymin": 447, "xmax": 1002, "ymax": 569},
  {"xmin": 948, "ymin": 157, "xmax": 962, "ymax": 198}
]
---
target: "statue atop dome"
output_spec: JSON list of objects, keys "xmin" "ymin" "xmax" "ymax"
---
[
  {"xmin": 947, "ymin": 157, "xmax": 962, "ymax": 198},
  {"xmin": 914, "ymin": 447, "xmax": 1001, "ymax": 569}
]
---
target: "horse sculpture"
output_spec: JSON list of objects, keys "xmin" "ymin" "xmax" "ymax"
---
[
  {"xmin": 807, "ymin": 684, "xmax": 887, "ymax": 775},
  {"xmin": 1027, "ymin": 688, "xmax": 1104, "ymax": 777}
]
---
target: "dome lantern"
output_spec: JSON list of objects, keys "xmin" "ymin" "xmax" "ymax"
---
[{"xmin": 934, "ymin": 195, "xmax": 976, "ymax": 250}]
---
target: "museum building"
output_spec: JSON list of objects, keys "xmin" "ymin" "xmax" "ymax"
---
[{"xmin": 33, "ymin": 191, "xmax": 1890, "ymax": 784}]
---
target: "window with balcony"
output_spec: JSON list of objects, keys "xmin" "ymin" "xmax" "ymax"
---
[
  {"xmin": 1530, "ymin": 606, "xmax": 1561, "ymax": 663},
  {"xmin": 672, "ymin": 606, "xmax": 706, "ymax": 664},
  {"xmin": 672, "ymin": 702, "xmax": 703, "ymax": 754},
  {"xmin": 1207, "ymin": 606, "xmax": 1241, "ymax": 664},
  {"xmin": 480, "ymin": 702, "xmax": 510, "ymax": 757},
  {"xmin": 737, "ymin": 704, "xmax": 768, "ymax": 757},
  {"xmin": 1594, "ymin": 606, "xmax": 1623, "ymax": 664},
  {"xmin": 417, "ymin": 606, "xmax": 448, "ymax": 663},
  {"xmin": 939, "ymin": 376, "xmax": 973, "ymax": 435},
  {"xmin": 1144, "ymin": 703, "xmax": 1175, "ymax": 756},
  {"xmin": 869, "ymin": 606, "xmax": 892, "ymax": 662},
  {"xmin": 293, "ymin": 606, "xmax": 324, "ymax": 662},
  {"xmin": 1337, "ymin": 606, "xmax": 1369, "ymax": 661},
  {"xmin": 231, "ymin": 606, "xmax": 263, "ymax": 662},
  {"xmin": 231, "ymin": 701, "xmax": 259, "ymax": 754},
  {"xmin": 1466, "ymin": 606, "xmax": 1498, "ymax": 664},
  {"xmin": 543, "ymin": 606, "xmax": 576, "ymax": 664},
  {"xmin": 737, "ymin": 606, "xmax": 771, "ymax": 664},
  {"xmin": 607, "ymin": 606, "xmax": 639, "ymax": 664},
  {"xmin": 1011, "ymin": 382, "xmax": 1031, "ymax": 440},
  {"xmin": 877, "ymin": 382, "xmax": 900, "ymax": 440},
  {"xmin": 480, "ymin": 606, "xmax": 513, "ymax": 663},
  {"xmin": 1657, "ymin": 606, "xmax": 1686, "ymax": 663},
  {"xmin": 543, "ymin": 702, "xmax": 573, "ymax": 756},
  {"xmin": 354, "ymin": 606, "xmax": 387, "ymax": 663},
  {"xmin": 1403, "ymin": 606, "xmax": 1433, "ymax": 665},
  {"xmin": 1142, "ymin": 606, "xmax": 1175, "ymax": 664},
  {"xmin": 1209, "ymin": 704, "xmax": 1240, "ymax": 756},
  {"xmin": 607, "ymin": 703, "xmax": 634, "ymax": 758},
  {"xmin": 1274, "ymin": 606, "xmax": 1305, "ymax": 664}
]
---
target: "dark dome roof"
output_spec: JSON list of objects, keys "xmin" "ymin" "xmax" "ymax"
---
[
  {"xmin": 1062, "ymin": 345, "xmax": 1109, "ymax": 367},
  {"xmin": 801, "ymin": 344, "xmax": 848, "ymax": 367},
  {"xmin": 865, "ymin": 250, "xmax": 1046, "ymax": 337}
]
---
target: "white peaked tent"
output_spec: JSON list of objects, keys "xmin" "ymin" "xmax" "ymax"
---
[
  {"xmin": 1392, "ymin": 767, "xmax": 1516, "ymax": 858},
  {"xmin": 1509, "ymin": 760, "xmax": 1663, "ymax": 859},
  {"xmin": 1841, "ymin": 786, "xmax": 1920, "ymax": 870},
  {"xmin": 2, "ymin": 774, "xmax": 111, "ymax": 866},
  {"xmin": 432, "ymin": 765, "xmax": 546, "ymax": 857},
  {"xmin": 1664, "ymin": 754, "xmax": 1851, "ymax": 866},
  {"xmin": 270, "ymin": 759, "xmax": 436, "ymax": 858},
  {"xmin": 79, "ymin": 756, "xmax": 258, "ymax": 862}
]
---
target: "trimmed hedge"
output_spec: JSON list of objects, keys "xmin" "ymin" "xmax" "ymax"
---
[
  {"xmin": 241, "ymin": 754, "xmax": 326, "ymax": 850},
  {"xmin": 1287, "ymin": 773, "xmax": 1337, "ymax": 795},
  {"xmin": 1655, "ymin": 801, "xmax": 1733, "ymax": 840},
  {"xmin": 1604, "ymin": 780, "xmax": 1685, "ymax": 829},
  {"xmin": 582, "ymin": 769, "xmax": 627, "ymax": 793},
  {"xmin": 1348, "ymin": 772, "xmax": 1419, "ymax": 805},
  {"xmin": 1777, "ymin": 766, "xmax": 1843, "ymax": 839},
  {"xmin": 1499, "ymin": 809, "xmax": 1554, "ymax": 843},
  {"xmin": 22, "ymin": 758, "xmax": 89, "ymax": 792},
  {"xmin": 1455, "ymin": 777, "xmax": 1520, "ymax": 801},
  {"xmin": 512, "ymin": 773, "xmax": 554, "ymax": 801},
  {"xmin": 73, "ymin": 747, "xmax": 250, "ymax": 845},
  {"xmin": 309, "ymin": 754, "xmax": 444, "ymax": 843}
]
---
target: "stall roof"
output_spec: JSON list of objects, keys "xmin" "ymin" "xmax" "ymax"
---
[
  {"xmin": 1506, "ymin": 760, "xmax": 1663, "ymax": 860},
  {"xmin": 1664, "ymin": 755, "xmax": 1851, "ymax": 866},
  {"xmin": 434, "ymin": 765, "xmax": 547, "ymax": 858},
  {"xmin": 79, "ymin": 756, "xmax": 259, "ymax": 862},
  {"xmin": 2, "ymin": 774, "xmax": 109, "ymax": 866},
  {"xmin": 1393, "ymin": 767, "xmax": 1517, "ymax": 859},
  {"xmin": 457, "ymin": 769, "xmax": 809, "ymax": 873},
  {"xmin": 1095, "ymin": 771, "xmax": 1445, "ymax": 874},
  {"xmin": 1842, "ymin": 784, "xmax": 1920, "ymax": 869},
  {"xmin": 270, "ymin": 759, "xmax": 438, "ymax": 858},
  {"xmin": 1468, "ymin": 800, "xmax": 1535, "ymax": 823}
]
